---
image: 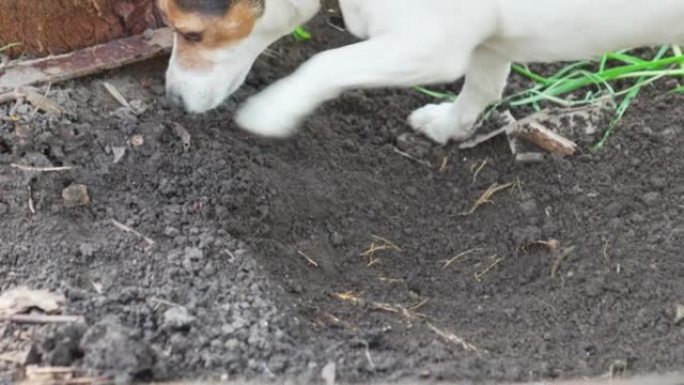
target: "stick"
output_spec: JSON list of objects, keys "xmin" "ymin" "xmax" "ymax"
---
[
  {"xmin": 551, "ymin": 246, "xmax": 577, "ymax": 278},
  {"xmin": 427, "ymin": 323, "xmax": 483, "ymax": 357},
  {"xmin": 1, "ymin": 314, "xmax": 85, "ymax": 324},
  {"xmin": 297, "ymin": 250, "xmax": 320, "ymax": 268},
  {"xmin": 0, "ymin": 28, "xmax": 173, "ymax": 94},
  {"xmin": 111, "ymin": 219, "xmax": 155, "ymax": 246},
  {"xmin": 10, "ymin": 163, "xmax": 74, "ymax": 172},
  {"xmin": 511, "ymin": 121, "xmax": 578, "ymax": 156}
]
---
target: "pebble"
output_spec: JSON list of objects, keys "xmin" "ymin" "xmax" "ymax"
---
[
  {"xmin": 130, "ymin": 135, "xmax": 144, "ymax": 147},
  {"xmin": 649, "ymin": 176, "xmax": 667, "ymax": 189},
  {"xmin": 162, "ymin": 307, "xmax": 195, "ymax": 331},
  {"xmin": 675, "ymin": 304, "xmax": 684, "ymax": 325},
  {"xmin": 330, "ymin": 231, "xmax": 344, "ymax": 247},
  {"xmin": 519, "ymin": 199, "xmax": 539, "ymax": 216},
  {"xmin": 641, "ymin": 192, "xmax": 661, "ymax": 207},
  {"xmin": 62, "ymin": 184, "xmax": 90, "ymax": 207}
]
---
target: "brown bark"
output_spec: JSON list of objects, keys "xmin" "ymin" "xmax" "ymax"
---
[{"xmin": 0, "ymin": 0, "xmax": 163, "ymax": 58}]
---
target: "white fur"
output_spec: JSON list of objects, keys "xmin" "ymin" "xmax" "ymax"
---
[{"xmin": 169, "ymin": 0, "xmax": 684, "ymax": 143}]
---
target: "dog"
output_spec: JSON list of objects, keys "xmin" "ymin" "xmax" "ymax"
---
[{"xmin": 159, "ymin": 0, "xmax": 684, "ymax": 144}]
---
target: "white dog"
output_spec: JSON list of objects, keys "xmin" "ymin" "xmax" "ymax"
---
[{"xmin": 159, "ymin": 0, "xmax": 684, "ymax": 144}]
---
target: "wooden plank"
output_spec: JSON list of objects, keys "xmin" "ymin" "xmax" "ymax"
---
[{"xmin": 0, "ymin": 28, "xmax": 172, "ymax": 94}]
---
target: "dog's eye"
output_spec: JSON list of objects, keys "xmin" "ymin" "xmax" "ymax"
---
[{"xmin": 181, "ymin": 31, "xmax": 204, "ymax": 43}]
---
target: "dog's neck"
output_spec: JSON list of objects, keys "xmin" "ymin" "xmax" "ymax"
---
[{"xmin": 259, "ymin": 0, "xmax": 321, "ymax": 35}]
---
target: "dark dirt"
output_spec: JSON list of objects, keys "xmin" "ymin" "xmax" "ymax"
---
[{"xmin": 1, "ymin": 10, "xmax": 684, "ymax": 385}]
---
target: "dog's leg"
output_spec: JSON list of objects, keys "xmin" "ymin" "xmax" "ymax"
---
[
  {"xmin": 409, "ymin": 46, "xmax": 511, "ymax": 144},
  {"xmin": 235, "ymin": 36, "xmax": 470, "ymax": 138}
]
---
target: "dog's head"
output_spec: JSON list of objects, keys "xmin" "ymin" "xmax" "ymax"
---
[{"xmin": 159, "ymin": 0, "xmax": 319, "ymax": 113}]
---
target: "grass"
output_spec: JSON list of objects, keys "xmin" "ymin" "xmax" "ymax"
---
[{"xmin": 418, "ymin": 46, "xmax": 684, "ymax": 149}]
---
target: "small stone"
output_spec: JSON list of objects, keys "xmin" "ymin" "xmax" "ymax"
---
[
  {"xmin": 641, "ymin": 192, "xmax": 660, "ymax": 207},
  {"xmin": 163, "ymin": 226, "xmax": 180, "ymax": 237},
  {"xmin": 182, "ymin": 247, "xmax": 204, "ymax": 272},
  {"xmin": 62, "ymin": 184, "xmax": 90, "ymax": 207},
  {"xmin": 79, "ymin": 243, "xmax": 95, "ymax": 258},
  {"xmin": 519, "ymin": 200, "xmax": 539, "ymax": 216},
  {"xmin": 604, "ymin": 202, "xmax": 623, "ymax": 217},
  {"xmin": 649, "ymin": 176, "xmax": 667, "ymax": 189},
  {"xmin": 129, "ymin": 100, "xmax": 149, "ymax": 114},
  {"xmin": 130, "ymin": 135, "xmax": 144, "ymax": 147},
  {"xmin": 162, "ymin": 307, "xmax": 195, "ymax": 331},
  {"xmin": 112, "ymin": 146, "xmax": 126, "ymax": 163},
  {"xmin": 14, "ymin": 124, "xmax": 32, "ymax": 139},
  {"xmin": 675, "ymin": 304, "xmax": 684, "ymax": 325},
  {"xmin": 330, "ymin": 232, "xmax": 344, "ymax": 247},
  {"xmin": 321, "ymin": 362, "xmax": 336, "ymax": 385}
]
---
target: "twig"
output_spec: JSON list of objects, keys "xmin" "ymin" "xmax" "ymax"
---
[
  {"xmin": 149, "ymin": 297, "xmax": 184, "ymax": 309},
  {"xmin": 110, "ymin": 219, "xmax": 155, "ymax": 246},
  {"xmin": 370, "ymin": 235, "xmax": 402, "ymax": 252},
  {"xmin": 438, "ymin": 156, "xmax": 449, "ymax": 172},
  {"xmin": 297, "ymin": 250, "xmax": 320, "ymax": 268},
  {"xmin": 551, "ymin": 246, "xmax": 577, "ymax": 278},
  {"xmin": 27, "ymin": 185, "xmax": 35, "ymax": 215},
  {"xmin": 602, "ymin": 241, "xmax": 611, "ymax": 263},
  {"xmin": 362, "ymin": 235, "xmax": 401, "ymax": 266},
  {"xmin": 511, "ymin": 121, "xmax": 578, "ymax": 155},
  {"xmin": 474, "ymin": 255, "xmax": 505, "ymax": 282},
  {"xmin": 392, "ymin": 148, "xmax": 432, "ymax": 168},
  {"xmin": 103, "ymin": 81, "xmax": 131, "ymax": 109},
  {"xmin": 428, "ymin": 323, "xmax": 483, "ymax": 357},
  {"xmin": 460, "ymin": 182, "xmax": 515, "ymax": 216},
  {"xmin": 442, "ymin": 248, "xmax": 482, "ymax": 270},
  {"xmin": 471, "ymin": 158, "xmax": 489, "ymax": 184},
  {"xmin": 10, "ymin": 163, "xmax": 74, "ymax": 172},
  {"xmin": 1, "ymin": 314, "xmax": 85, "ymax": 324}
]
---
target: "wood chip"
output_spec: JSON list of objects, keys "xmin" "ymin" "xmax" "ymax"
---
[
  {"xmin": 460, "ymin": 109, "xmax": 579, "ymax": 156},
  {"xmin": 511, "ymin": 121, "xmax": 577, "ymax": 156},
  {"xmin": 22, "ymin": 88, "xmax": 64, "ymax": 116},
  {"xmin": 62, "ymin": 184, "xmax": 90, "ymax": 207},
  {"xmin": 515, "ymin": 152, "xmax": 545, "ymax": 163},
  {"xmin": 111, "ymin": 146, "xmax": 126, "ymax": 164},
  {"xmin": 0, "ymin": 287, "xmax": 66, "ymax": 317},
  {"xmin": 171, "ymin": 122, "xmax": 191, "ymax": 151}
]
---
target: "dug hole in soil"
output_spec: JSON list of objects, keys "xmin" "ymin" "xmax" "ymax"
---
[{"xmin": 1, "ymin": 11, "xmax": 684, "ymax": 385}]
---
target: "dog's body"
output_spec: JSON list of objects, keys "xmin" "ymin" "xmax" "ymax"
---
[{"xmin": 160, "ymin": 0, "xmax": 684, "ymax": 143}]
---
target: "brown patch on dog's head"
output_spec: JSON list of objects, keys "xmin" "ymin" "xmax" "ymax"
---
[{"xmin": 158, "ymin": 0, "xmax": 265, "ymax": 69}]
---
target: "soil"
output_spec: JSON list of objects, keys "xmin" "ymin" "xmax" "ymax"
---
[{"xmin": 1, "ymin": 10, "xmax": 684, "ymax": 385}]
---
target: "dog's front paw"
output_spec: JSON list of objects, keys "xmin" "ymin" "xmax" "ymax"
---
[
  {"xmin": 235, "ymin": 94, "xmax": 297, "ymax": 138},
  {"xmin": 235, "ymin": 81, "xmax": 313, "ymax": 138},
  {"xmin": 408, "ymin": 103, "xmax": 473, "ymax": 144}
]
